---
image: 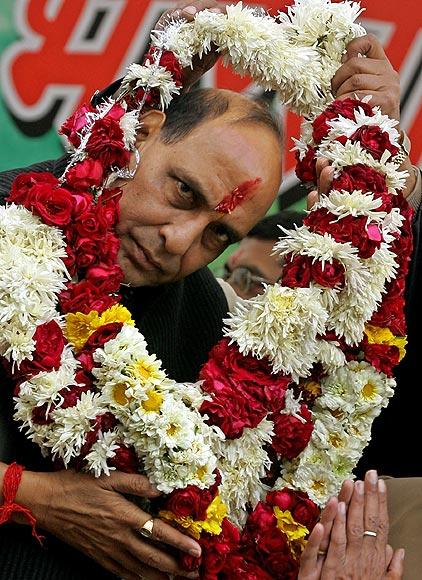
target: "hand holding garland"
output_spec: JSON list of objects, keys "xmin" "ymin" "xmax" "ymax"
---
[{"xmin": 0, "ymin": 462, "xmax": 201, "ymax": 580}]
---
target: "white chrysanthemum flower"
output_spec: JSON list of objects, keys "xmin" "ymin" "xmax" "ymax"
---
[
  {"xmin": 315, "ymin": 189, "xmax": 385, "ymax": 219},
  {"xmin": 315, "ymin": 339, "xmax": 346, "ymax": 373},
  {"xmin": 121, "ymin": 62, "xmax": 180, "ymax": 109},
  {"xmin": 216, "ymin": 419, "xmax": 273, "ymax": 528},
  {"xmin": 154, "ymin": 399, "xmax": 197, "ymax": 450},
  {"xmin": 119, "ymin": 110, "xmax": 139, "ymax": 149},
  {"xmin": 49, "ymin": 392, "xmax": 105, "ymax": 465},
  {"xmin": 318, "ymin": 140, "xmax": 409, "ymax": 192},
  {"xmin": 327, "ymin": 243, "xmax": 397, "ymax": 344},
  {"xmin": 225, "ymin": 284, "xmax": 328, "ymax": 380},
  {"xmin": 0, "ymin": 204, "xmax": 68, "ymax": 366},
  {"xmin": 326, "ymin": 105, "xmax": 400, "ymax": 145},
  {"xmin": 84, "ymin": 430, "xmax": 120, "ymax": 477}
]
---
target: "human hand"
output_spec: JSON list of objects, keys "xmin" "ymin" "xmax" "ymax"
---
[
  {"xmin": 17, "ymin": 468, "xmax": 201, "ymax": 580},
  {"xmin": 306, "ymin": 157, "xmax": 334, "ymax": 210},
  {"xmin": 302, "ymin": 471, "xmax": 405, "ymax": 580},
  {"xmin": 155, "ymin": 1, "xmax": 229, "ymax": 90},
  {"xmin": 332, "ymin": 34, "xmax": 400, "ymax": 121}
]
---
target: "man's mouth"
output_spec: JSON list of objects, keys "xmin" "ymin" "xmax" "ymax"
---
[{"xmin": 130, "ymin": 239, "xmax": 163, "ymax": 272}]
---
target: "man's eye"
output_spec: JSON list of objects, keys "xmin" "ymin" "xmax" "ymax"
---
[
  {"xmin": 208, "ymin": 224, "xmax": 230, "ymax": 247},
  {"xmin": 177, "ymin": 181, "xmax": 195, "ymax": 203}
]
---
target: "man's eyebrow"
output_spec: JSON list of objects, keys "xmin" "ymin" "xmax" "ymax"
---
[{"xmin": 174, "ymin": 168, "xmax": 244, "ymax": 242}]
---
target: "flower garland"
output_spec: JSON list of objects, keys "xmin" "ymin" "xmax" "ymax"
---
[{"xmin": 0, "ymin": 2, "xmax": 413, "ymax": 578}]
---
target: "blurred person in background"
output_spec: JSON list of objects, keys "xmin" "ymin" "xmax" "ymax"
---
[{"xmin": 223, "ymin": 210, "xmax": 303, "ymax": 299}]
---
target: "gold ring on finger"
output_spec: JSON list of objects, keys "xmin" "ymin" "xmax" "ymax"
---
[
  {"xmin": 138, "ymin": 518, "xmax": 155, "ymax": 539},
  {"xmin": 317, "ymin": 549, "xmax": 327, "ymax": 557},
  {"xmin": 363, "ymin": 530, "xmax": 377, "ymax": 538}
]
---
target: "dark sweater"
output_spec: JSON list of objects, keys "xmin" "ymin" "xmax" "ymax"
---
[{"xmin": 0, "ymin": 159, "xmax": 229, "ymax": 579}]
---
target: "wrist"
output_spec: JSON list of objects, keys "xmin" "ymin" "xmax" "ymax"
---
[{"xmin": 14, "ymin": 469, "xmax": 52, "ymax": 528}]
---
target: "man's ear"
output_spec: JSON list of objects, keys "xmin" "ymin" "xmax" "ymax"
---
[{"xmin": 135, "ymin": 109, "xmax": 166, "ymax": 147}]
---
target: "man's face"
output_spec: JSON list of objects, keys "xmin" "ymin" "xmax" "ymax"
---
[
  {"xmin": 116, "ymin": 115, "xmax": 282, "ymax": 286},
  {"xmin": 225, "ymin": 237, "xmax": 282, "ymax": 299}
]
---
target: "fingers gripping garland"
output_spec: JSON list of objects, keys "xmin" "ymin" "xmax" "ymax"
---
[{"xmin": 0, "ymin": 2, "xmax": 412, "ymax": 578}]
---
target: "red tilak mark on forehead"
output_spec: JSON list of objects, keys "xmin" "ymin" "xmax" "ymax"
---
[{"xmin": 215, "ymin": 178, "xmax": 262, "ymax": 214}]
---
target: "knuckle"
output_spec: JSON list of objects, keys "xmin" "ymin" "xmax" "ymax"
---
[{"xmin": 349, "ymin": 524, "xmax": 364, "ymax": 538}]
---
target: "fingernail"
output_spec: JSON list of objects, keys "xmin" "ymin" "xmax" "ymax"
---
[
  {"xmin": 378, "ymin": 479, "xmax": 386, "ymax": 493},
  {"xmin": 183, "ymin": 6, "xmax": 197, "ymax": 15},
  {"xmin": 368, "ymin": 470, "xmax": 378, "ymax": 485},
  {"xmin": 400, "ymin": 548, "xmax": 406, "ymax": 560},
  {"xmin": 338, "ymin": 501, "xmax": 346, "ymax": 515},
  {"xmin": 209, "ymin": 7, "xmax": 222, "ymax": 13},
  {"xmin": 189, "ymin": 547, "xmax": 201, "ymax": 558},
  {"xmin": 355, "ymin": 481, "xmax": 364, "ymax": 494}
]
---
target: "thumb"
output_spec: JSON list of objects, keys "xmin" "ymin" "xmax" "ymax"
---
[
  {"xmin": 342, "ymin": 33, "xmax": 387, "ymax": 62},
  {"xmin": 386, "ymin": 548, "xmax": 405, "ymax": 579},
  {"xmin": 105, "ymin": 471, "xmax": 162, "ymax": 498},
  {"xmin": 307, "ymin": 190, "xmax": 319, "ymax": 210}
]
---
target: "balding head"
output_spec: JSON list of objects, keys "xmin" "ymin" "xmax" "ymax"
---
[{"xmin": 160, "ymin": 88, "xmax": 283, "ymax": 148}]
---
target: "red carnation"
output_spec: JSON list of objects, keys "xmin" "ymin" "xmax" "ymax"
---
[
  {"xmin": 60, "ymin": 103, "xmax": 95, "ymax": 148},
  {"xmin": 271, "ymin": 404, "xmax": 313, "ymax": 460},
  {"xmin": 295, "ymin": 146, "xmax": 317, "ymax": 183},
  {"xmin": 363, "ymin": 343, "xmax": 400, "ymax": 377},
  {"xmin": 85, "ymin": 117, "xmax": 130, "ymax": 169},
  {"xmin": 350, "ymin": 125, "xmax": 399, "ymax": 160},
  {"xmin": 332, "ymin": 163, "xmax": 388, "ymax": 195},
  {"xmin": 59, "ymin": 280, "xmax": 119, "ymax": 314},
  {"xmin": 109, "ymin": 444, "xmax": 139, "ymax": 473},
  {"xmin": 66, "ymin": 159, "xmax": 104, "ymax": 191},
  {"xmin": 266, "ymin": 488, "xmax": 319, "ymax": 529},
  {"xmin": 18, "ymin": 321, "xmax": 65, "ymax": 377},
  {"xmin": 8, "ymin": 172, "xmax": 58, "ymax": 205},
  {"xmin": 281, "ymin": 254, "xmax": 312, "ymax": 288},
  {"xmin": 311, "ymin": 258, "xmax": 345, "ymax": 288}
]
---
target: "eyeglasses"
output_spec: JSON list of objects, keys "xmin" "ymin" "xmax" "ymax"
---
[{"xmin": 223, "ymin": 265, "xmax": 269, "ymax": 297}]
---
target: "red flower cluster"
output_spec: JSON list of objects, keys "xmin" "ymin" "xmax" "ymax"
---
[
  {"xmin": 282, "ymin": 254, "xmax": 346, "ymax": 289},
  {"xmin": 295, "ymin": 146, "xmax": 317, "ymax": 183},
  {"xmin": 199, "ymin": 339, "xmax": 291, "ymax": 439},
  {"xmin": 312, "ymin": 97, "xmax": 373, "ymax": 144}
]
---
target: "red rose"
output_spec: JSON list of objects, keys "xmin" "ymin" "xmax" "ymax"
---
[
  {"xmin": 199, "ymin": 519, "xmax": 240, "ymax": 577},
  {"xmin": 311, "ymin": 258, "xmax": 345, "ymax": 288},
  {"xmin": 267, "ymin": 488, "xmax": 320, "ymax": 529},
  {"xmin": 97, "ymin": 188, "xmax": 121, "ymax": 228},
  {"xmin": 71, "ymin": 191, "xmax": 94, "ymax": 219},
  {"xmin": 312, "ymin": 98, "xmax": 374, "ymax": 144},
  {"xmin": 84, "ymin": 323, "xmax": 123, "ymax": 351},
  {"xmin": 7, "ymin": 172, "xmax": 58, "ymax": 205},
  {"xmin": 295, "ymin": 146, "xmax": 317, "ymax": 183},
  {"xmin": 30, "ymin": 185, "xmax": 74, "ymax": 227},
  {"xmin": 66, "ymin": 159, "xmax": 104, "ymax": 190},
  {"xmin": 74, "ymin": 236, "xmax": 100, "ymax": 270},
  {"xmin": 363, "ymin": 343, "xmax": 400, "ymax": 377},
  {"xmin": 59, "ymin": 384, "xmax": 92, "ymax": 409},
  {"xmin": 332, "ymin": 164, "xmax": 388, "ymax": 195},
  {"xmin": 100, "ymin": 233, "xmax": 120, "ymax": 265},
  {"xmin": 60, "ymin": 103, "xmax": 96, "ymax": 148},
  {"xmin": 109, "ymin": 444, "xmax": 139, "ymax": 473},
  {"xmin": 350, "ymin": 125, "xmax": 399, "ymax": 160},
  {"xmin": 271, "ymin": 404, "xmax": 313, "ymax": 460},
  {"xmin": 73, "ymin": 208, "xmax": 108, "ymax": 239},
  {"xmin": 86, "ymin": 263, "xmax": 124, "ymax": 292},
  {"xmin": 59, "ymin": 280, "xmax": 119, "ymax": 314},
  {"xmin": 62, "ymin": 244, "xmax": 77, "ymax": 277},
  {"xmin": 165, "ymin": 485, "xmax": 216, "ymax": 521},
  {"xmin": 85, "ymin": 117, "xmax": 130, "ymax": 169},
  {"xmin": 18, "ymin": 320, "xmax": 65, "ymax": 377},
  {"xmin": 281, "ymin": 254, "xmax": 312, "ymax": 288}
]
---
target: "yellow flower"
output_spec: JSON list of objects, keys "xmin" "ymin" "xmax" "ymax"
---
[
  {"xmin": 130, "ymin": 355, "xmax": 164, "ymax": 385},
  {"xmin": 141, "ymin": 389, "xmax": 163, "ymax": 412},
  {"xmin": 364, "ymin": 325, "xmax": 407, "ymax": 360},
  {"xmin": 112, "ymin": 383, "xmax": 129, "ymax": 405},
  {"xmin": 273, "ymin": 507, "xmax": 309, "ymax": 543},
  {"xmin": 65, "ymin": 305, "xmax": 134, "ymax": 351},
  {"xmin": 159, "ymin": 495, "xmax": 227, "ymax": 540}
]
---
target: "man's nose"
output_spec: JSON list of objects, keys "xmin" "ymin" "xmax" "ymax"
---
[{"xmin": 159, "ymin": 214, "xmax": 209, "ymax": 256}]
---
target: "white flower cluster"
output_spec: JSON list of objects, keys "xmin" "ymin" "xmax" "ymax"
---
[
  {"xmin": 150, "ymin": 0, "xmax": 364, "ymax": 116},
  {"xmin": 225, "ymin": 285, "xmax": 328, "ymax": 382},
  {"xmin": 121, "ymin": 61, "xmax": 181, "ymax": 109},
  {"xmin": 215, "ymin": 418, "xmax": 274, "ymax": 528},
  {"xmin": 0, "ymin": 205, "xmax": 68, "ymax": 367},
  {"xmin": 92, "ymin": 324, "xmax": 220, "ymax": 492},
  {"xmin": 277, "ymin": 361, "xmax": 395, "ymax": 505}
]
